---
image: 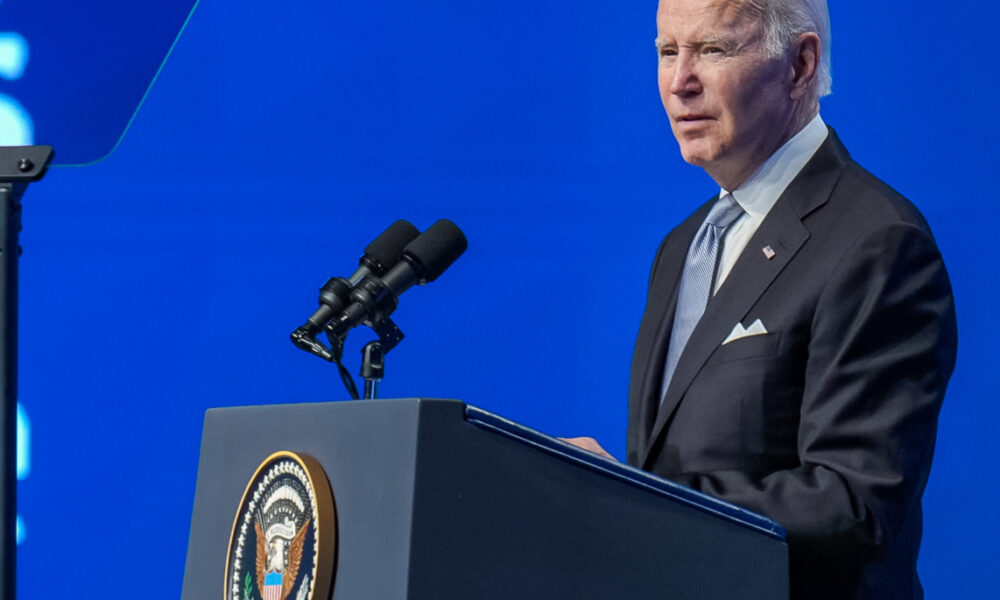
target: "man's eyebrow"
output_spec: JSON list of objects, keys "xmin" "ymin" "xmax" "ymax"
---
[
  {"xmin": 697, "ymin": 36, "xmax": 740, "ymax": 51},
  {"xmin": 653, "ymin": 36, "xmax": 740, "ymax": 51}
]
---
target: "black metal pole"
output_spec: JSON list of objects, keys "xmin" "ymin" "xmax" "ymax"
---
[
  {"xmin": 0, "ymin": 146, "xmax": 53, "ymax": 600},
  {"xmin": 0, "ymin": 181, "xmax": 18, "ymax": 600}
]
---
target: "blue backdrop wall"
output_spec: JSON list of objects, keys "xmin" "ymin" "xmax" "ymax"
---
[{"xmin": 2, "ymin": 1, "xmax": 997, "ymax": 597}]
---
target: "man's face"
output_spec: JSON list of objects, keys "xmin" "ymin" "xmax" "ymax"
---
[{"xmin": 656, "ymin": 0, "xmax": 797, "ymax": 188}]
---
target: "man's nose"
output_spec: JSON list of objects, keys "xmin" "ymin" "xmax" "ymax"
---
[{"xmin": 669, "ymin": 54, "xmax": 702, "ymax": 96}]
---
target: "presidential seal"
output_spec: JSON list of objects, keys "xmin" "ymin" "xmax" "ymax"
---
[{"xmin": 225, "ymin": 451, "xmax": 336, "ymax": 600}]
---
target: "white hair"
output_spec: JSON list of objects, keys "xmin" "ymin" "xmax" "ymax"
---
[{"xmin": 758, "ymin": 0, "xmax": 833, "ymax": 97}]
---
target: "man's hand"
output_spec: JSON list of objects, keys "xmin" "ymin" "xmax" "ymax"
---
[{"xmin": 560, "ymin": 437, "xmax": 617, "ymax": 460}]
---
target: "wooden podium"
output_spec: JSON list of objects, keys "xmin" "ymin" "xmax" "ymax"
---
[{"xmin": 181, "ymin": 398, "xmax": 788, "ymax": 599}]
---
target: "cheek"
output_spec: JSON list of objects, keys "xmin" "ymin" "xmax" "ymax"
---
[
  {"xmin": 731, "ymin": 66, "xmax": 787, "ymax": 120},
  {"xmin": 711, "ymin": 80, "xmax": 757, "ymax": 133},
  {"xmin": 657, "ymin": 67, "xmax": 670, "ymax": 105}
]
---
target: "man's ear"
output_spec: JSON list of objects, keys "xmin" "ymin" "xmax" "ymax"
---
[{"xmin": 789, "ymin": 32, "xmax": 820, "ymax": 100}]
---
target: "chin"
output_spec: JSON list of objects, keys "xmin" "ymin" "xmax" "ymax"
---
[{"xmin": 677, "ymin": 143, "xmax": 717, "ymax": 168}]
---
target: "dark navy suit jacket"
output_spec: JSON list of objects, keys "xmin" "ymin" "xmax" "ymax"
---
[{"xmin": 627, "ymin": 130, "xmax": 957, "ymax": 599}]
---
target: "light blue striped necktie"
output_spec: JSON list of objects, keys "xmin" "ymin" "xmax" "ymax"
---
[{"xmin": 660, "ymin": 193, "xmax": 744, "ymax": 403}]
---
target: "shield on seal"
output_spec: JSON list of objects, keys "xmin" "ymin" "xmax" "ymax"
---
[{"xmin": 262, "ymin": 572, "xmax": 283, "ymax": 600}]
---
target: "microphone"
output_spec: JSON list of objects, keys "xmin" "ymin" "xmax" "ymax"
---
[
  {"xmin": 292, "ymin": 220, "xmax": 420, "ymax": 353},
  {"xmin": 328, "ymin": 218, "xmax": 467, "ymax": 338}
]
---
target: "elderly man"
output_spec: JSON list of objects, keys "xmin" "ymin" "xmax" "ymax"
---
[{"xmin": 568, "ymin": 0, "xmax": 957, "ymax": 598}]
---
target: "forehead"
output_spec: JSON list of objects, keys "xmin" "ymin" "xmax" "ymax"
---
[{"xmin": 656, "ymin": 0, "xmax": 763, "ymax": 39}]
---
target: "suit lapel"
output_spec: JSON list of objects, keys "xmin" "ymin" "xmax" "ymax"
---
[
  {"xmin": 630, "ymin": 201, "xmax": 713, "ymax": 457},
  {"xmin": 639, "ymin": 128, "xmax": 852, "ymax": 469}
]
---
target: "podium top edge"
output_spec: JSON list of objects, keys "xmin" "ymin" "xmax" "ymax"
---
[{"xmin": 464, "ymin": 404, "xmax": 787, "ymax": 542}]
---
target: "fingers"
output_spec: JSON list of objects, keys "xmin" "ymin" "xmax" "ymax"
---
[{"xmin": 559, "ymin": 436, "xmax": 616, "ymax": 460}]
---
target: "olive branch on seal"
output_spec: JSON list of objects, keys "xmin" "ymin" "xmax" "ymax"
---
[{"xmin": 243, "ymin": 572, "xmax": 253, "ymax": 600}]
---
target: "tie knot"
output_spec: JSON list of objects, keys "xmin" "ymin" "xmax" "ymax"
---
[{"xmin": 705, "ymin": 194, "xmax": 743, "ymax": 229}]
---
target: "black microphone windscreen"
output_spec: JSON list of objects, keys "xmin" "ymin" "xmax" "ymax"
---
[
  {"xmin": 404, "ymin": 219, "xmax": 468, "ymax": 283},
  {"xmin": 362, "ymin": 220, "xmax": 421, "ymax": 275}
]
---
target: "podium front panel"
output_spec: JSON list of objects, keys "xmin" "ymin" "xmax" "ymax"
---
[{"xmin": 182, "ymin": 398, "xmax": 788, "ymax": 600}]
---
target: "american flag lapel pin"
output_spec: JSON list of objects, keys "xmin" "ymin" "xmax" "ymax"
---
[{"xmin": 762, "ymin": 245, "xmax": 776, "ymax": 260}]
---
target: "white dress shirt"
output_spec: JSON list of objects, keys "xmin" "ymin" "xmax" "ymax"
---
[{"xmin": 714, "ymin": 114, "xmax": 829, "ymax": 293}]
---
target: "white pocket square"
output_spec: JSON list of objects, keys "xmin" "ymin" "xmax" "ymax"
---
[{"xmin": 722, "ymin": 318, "xmax": 768, "ymax": 345}]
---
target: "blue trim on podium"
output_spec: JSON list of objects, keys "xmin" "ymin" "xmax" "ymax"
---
[{"xmin": 464, "ymin": 404, "xmax": 786, "ymax": 541}]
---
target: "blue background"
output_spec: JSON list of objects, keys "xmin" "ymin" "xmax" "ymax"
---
[{"xmin": 3, "ymin": 0, "xmax": 998, "ymax": 597}]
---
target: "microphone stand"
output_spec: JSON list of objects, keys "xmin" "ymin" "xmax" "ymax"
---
[
  {"xmin": 0, "ymin": 145, "xmax": 54, "ymax": 600},
  {"xmin": 360, "ymin": 341, "xmax": 384, "ymax": 399},
  {"xmin": 356, "ymin": 318, "xmax": 403, "ymax": 400},
  {"xmin": 295, "ymin": 316, "xmax": 404, "ymax": 401}
]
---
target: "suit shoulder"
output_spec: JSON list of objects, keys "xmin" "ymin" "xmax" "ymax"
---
[{"xmin": 834, "ymin": 160, "xmax": 934, "ymax": 234}]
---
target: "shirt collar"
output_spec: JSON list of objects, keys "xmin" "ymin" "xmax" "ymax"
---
[{"xmin": 720, "ymin": 113, "xmax": 829, "ymax": 218}]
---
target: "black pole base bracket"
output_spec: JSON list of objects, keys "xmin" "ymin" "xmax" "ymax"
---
[{"xmin": 0, "ymin": 146, "xmax": 54, "ymax": 184}]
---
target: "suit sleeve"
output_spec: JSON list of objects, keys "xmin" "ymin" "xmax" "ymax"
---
[{"xmin": 670, "ymin": 221, "xmax": 957, "ymax": 560}]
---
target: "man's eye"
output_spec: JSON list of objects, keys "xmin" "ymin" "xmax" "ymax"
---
[
  {"xmin": 703, "ymin": 46, "xmax": 724, "ymax": 55},
  {"xmin": 659, "ymin": 48, "xmax": 677, "ymax": 58}
]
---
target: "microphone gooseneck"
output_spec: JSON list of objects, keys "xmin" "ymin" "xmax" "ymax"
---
[
  {"xmin": 290, "ymin": 218, "xmax": 467, "ymax": 401},
  {"xmin": 327, "ymin": 219, "xmax": 468, "ymax": 339},
  {"xmin": 291, "ymin": 219, "xmax": 420, "ymax": 350}
]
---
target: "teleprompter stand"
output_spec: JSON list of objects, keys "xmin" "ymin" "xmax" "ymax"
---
[{"xmin": 0, "ymin": 145, "xmax": 54, "ymax": 600}]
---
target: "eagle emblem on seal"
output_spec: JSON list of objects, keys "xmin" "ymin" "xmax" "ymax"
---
[
  {"xmin": 225, "ymin": 452, "xmax": 337, "ymax": 600},
  {"xmin": 255, "ymin": 512, "xmax": 309, "ymax": 600}
]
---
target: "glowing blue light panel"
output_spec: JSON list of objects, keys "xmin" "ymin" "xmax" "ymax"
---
[{"xmin": 0, "ymin": 31, "xmax": 32, "ymax": 144}]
